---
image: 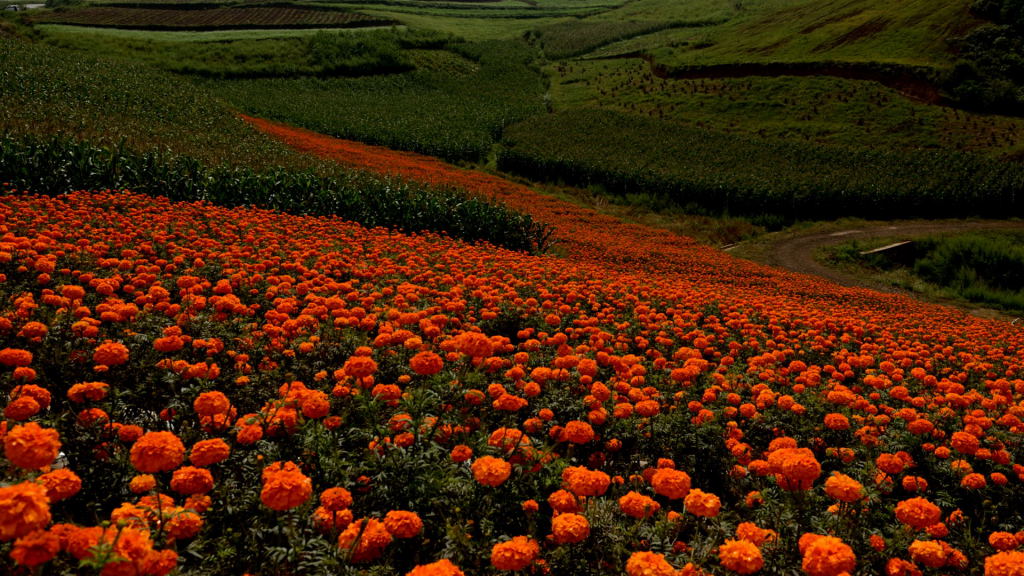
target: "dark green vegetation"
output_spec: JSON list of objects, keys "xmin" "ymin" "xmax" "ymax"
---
[
  {"xmin": 207, "ymin": 38, "xmax": 546, "ymax": 162},
  {"xmin": 946, "ymin": 0, "xmax": 1024, "ymax": 113},
  {"xmin": 498, "ymin": 109, "xmax": 1024, "ymax": 224},
  {"xmin": 43, "ymin": 27, "xmax": 449, "ymax": 78},
  {"xmin": 0, "ymin": 136, "xmax": 550, "ymax": 252},
  {"xmin": 828, "ymin": 232, "xmax": 1024, "ymax": 313},
  {"xmin": 0, "ymin": 34, "xmax": 304, "ymax": 168},
  {"xmin": 528, "ymin": 20, "xmax": 672, "ymax": 60},
  {"xmin": 30, "ymin": 5, "xmax": 392, "ymax": 30},
  {"xmin": 0, "ymin": 35, "xmax": 549, "ymax": 252}
]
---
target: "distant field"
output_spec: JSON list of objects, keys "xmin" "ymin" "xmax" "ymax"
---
[
  {"xmin": 498, "ymin": 109, "xmax": 1024, "ymax": 223},
  {"xmin": 31, "ymin": 5, "xmax": 393, "ymax": 30},
  {"xmin": 208, "ymin": 39, "xmax": 547, "ymax": 162},
  {"xmin": 635, "ymin": 0, "xmax": 981, "ymax": 68},
  {"xmin": 35, "ymin": 22, "xmax": 402, "ymax": 41},
  {"xmin": 548, "ymin": 58, "xmax": 1024, "ymax": 157}
]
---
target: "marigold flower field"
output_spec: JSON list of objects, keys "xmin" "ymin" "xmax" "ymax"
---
[{"xmin": 3, "ymin": 123, "xmax": 1024, "ymax": 575}]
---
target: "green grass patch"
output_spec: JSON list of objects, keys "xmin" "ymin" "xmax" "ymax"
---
[
  {"xmin": 645, "ymin": 0, "xmax": 981, "ymax": 68},
  {"xmin": 35, "ymin": 22, "xmax": 402, "ymax": 41},
  {"xmin": 528, "ymin": 19, "xmax": 671, "ymax": 59},
  {"xmin": 826, "ymin": 232, "xmax": 1024, "ymax": 313},
  {"xmin": 498, "ymin": 108, "xmax": 1024, "ymax": 222},
  {"xmin": 42, "ymin": 25, "xmax": 451, "ymax": 77},
  {"xmin": 30, "ymin": 4, "xmax": 393, "ymax": 30},
  {"xmin": 0, "ymin": 35, "xmax": 307, "ymax": 168},
  {"xmin": 547, "ymin": 58, "xmax": 1024, "ymax": 157},
  {"xmin": 206, "ymin": 38, "xmax": 547, "ymax": 162}
]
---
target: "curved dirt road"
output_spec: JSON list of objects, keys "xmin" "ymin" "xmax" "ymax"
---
[{"xmin": 734, "ymin": 220, "xmax": 1024, "ymax": 317}]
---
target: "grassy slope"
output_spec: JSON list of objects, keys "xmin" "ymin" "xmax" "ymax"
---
[
  {"xmin": 547, "ymin": 58, "xmax": 1024, "ymax": 157},
  {"xmin": 594, "ymin": 0, "xmax": 982, "ymax": 67},
  {"xmin": 0, "ymin": 35, "xmax": 311, "ymax": 169}
]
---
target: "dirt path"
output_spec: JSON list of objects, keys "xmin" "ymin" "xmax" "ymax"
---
[{"xmin": 733, "ymin": 220, "xmax": 1024, "ymax": 317}]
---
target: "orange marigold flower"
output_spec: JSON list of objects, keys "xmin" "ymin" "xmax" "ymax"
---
[
  {"xmin": 684, "ymin": 488, "xmax": 721, "ymax": 518},
  {"xmin": 343, "ymin": 356, "xmax": 378, "ymax": 379},
  {"xmin": 406, "ymin": 558, "xmax": 466, "ymax": 576},
  {"xmin": 823, "ymin": 413, "xmax": 850, "ymax": 431},
  {"xmin": 768, "ymin": 447, "xmax": 821, "ymax": 491},
  {"xmin": 166, "ymin": 510, "xmax": 204, "ymax": 540},
  {"xmin": 735, "ymin": 522, "xmax": 776, "ymax": 547},
  {"xmin": 320, "ymin": 487, "xmax": 353, "ymax": 512},
  {"xmin": 548, "ymin": 489, "xmax": 580, "ymax": 514},
  {"xmin": 876, "ymin": 453, "xmax": 905, "ymax": 475},
  {"xmin": 824, "ymin": 472, "xmax": 863, "ymax": 503},
  {"xmin": 130, "ymin": 474, "xmax": 157, "ymax": 494},
  {"xmin": 338, "ymin": 518, "xmax": 392, "ymax": 563},
  {"xmin": 170, "ymin": 466, "xmax": 214, "ymax": 495},
  {"xmin": 962, "ymin": 472, "xmax": 987, "ymax": 489},
  {"xmin": 471, "ymin": 456, "xmax": 512, "ymax": 487},
  {"xmin": 551, "ymin": 513, "xmax": 589, "ymax": 544},
  {"xmin": 951, "ymin": 431, "xmax": 980, "ymax": 455},
  {"xmin": 986, "ymin": 550, "xmax": 1024, "ymax": 575},
  {"xmin": 454, "ymin": 332, "xmax": 493, "ymax": 359},
  {"xmin": 193, "ymin": 391, "xmax": 230, "ymax": 417},
  {"xmin": 908, "ymin": 539, "xmax": 947, "ymax": 568},
  {"xmin": 36, "ymin": 469, "xmax": 81, "ymax": 502},
  {"xmin": 718, "ymin": 538, "xmax": 764, "ymax": 574},
  {"xmin": 491, "ymin": 536, "xmax": 540, "ymax": 571},
  {"xmin": 384, "ymin": 510, "xmax": 423, "ymax": 539},
  {"xmin": 189, "ymin": 438, "xmax": 230, "ymax": 467},
  {"xmin": 130, "ymin": 431, "xmax": 185, "ymax": 473},
  {"xmin": 895, "ymin": 497, "xmax": 942, "ymax": 531},
  {"xmin": 0, "ymin": 348, "xmax": 32, "ymax": 367},
  {"xmin": 118, "ymin": 424, "xmax": 143, "ymax": 444},
  {"xmin": 651, "ymin": 468, "xmax": 691, "ymax": 499},
  {"xmin": 800, "ymin": 534, "xmax": 856, "ymax": 576},
  {"xmin": 185, "ymin": 494, "xmax": 212, "ymax": 514},
  {"xmin": 93, "ymin": 341, "xmax": 129, "ymax": 366},
  {"xmin": 563, "ymin": 466, "xmax": 611, "ymax": 497},
  {"xmin": 410, "ymin": 351, "xmax": 444, "ymax": 376},
  {"xmin": 625, "ymin": 551, "xmax": 676, "ymax": 576},
  {"xmin": 67, "ymin": 382, "xmax": 109, "ymax": 403},
  {"xmin": 4, "ymin": 422, "xmax": 60, "ymax": 470},
  {"xmin": 9, "ymin": 529, "xmax": 59, "ymax": 567},
  {"xmin": 562, "ymin": 420, "xmax": 595, "ymax": 444},
  {"xmin": 11, "ymin": 384, "xmax": 50, "ymax": 409},
  {"xmin": 3, "ymin": 396, "xmax": 40, "ymax": 421},
  {"xmin": 260, "ymin": 461, "xmax": 312, "ymax": 511},
  {"xmin": 0, "ymin": 481, "xmax": 50, "ymax": 541},
  {"xmin": 990, "ymin": 532, "xmax": 1019, "ymax": 551},
  {"xmin": 619, "ymin": 491, "xmax": 661, "ymax": 518},
  {"xmin": 312, "ymin": 506, "xmax": 353, "ymax": 532}
]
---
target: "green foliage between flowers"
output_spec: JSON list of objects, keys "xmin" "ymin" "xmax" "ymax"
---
[
  {"xmin": 0, "ymin": 135, "xmax": 553, "ymax": 253},
  {"xmin": 497, "ymin": 109, "xmax": 1024, "ymax": 223}
]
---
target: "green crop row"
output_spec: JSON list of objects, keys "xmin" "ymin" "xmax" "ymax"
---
[
  {"xmin": 0, "ymin": 35, "xmax": 309, "ymax": 169},
  {"xmin": 207, "ymin": 38, "xmax": 548, "ymax": 163},
  {"xmin": 41, "ymin": 27, "xmax": 453, "ymax": 78},
  {"xmin": 0, "ymin": 135, "xmax": 553, "ymax": 253},
  {"xmin": 528, "ymin": 20, "xmax": 671, "ymax": 60},
  {"xmin": 498, "ymin": 109, "xmax": 1024, "ymax": 223}
]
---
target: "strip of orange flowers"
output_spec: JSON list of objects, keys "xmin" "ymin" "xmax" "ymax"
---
[{"xmin": 1, "ymin": 183, "xmax": 1024, "ymax": 576}]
